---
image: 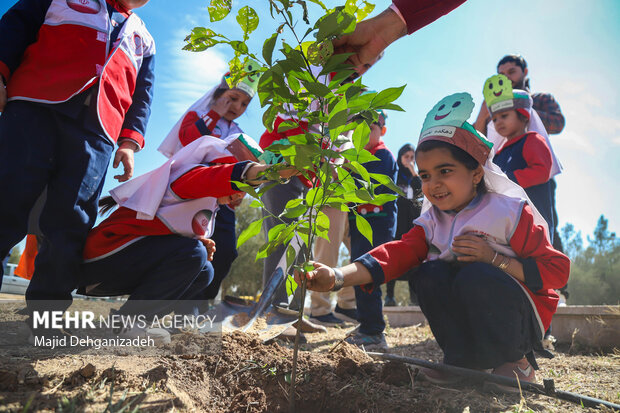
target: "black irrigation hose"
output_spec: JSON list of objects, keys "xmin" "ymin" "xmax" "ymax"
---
[{"xmin": 367, "ymin": 352, "xmax": 620, "ymax": 411}]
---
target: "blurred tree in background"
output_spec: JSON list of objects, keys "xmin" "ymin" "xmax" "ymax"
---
[{"xmin": 562, "ymin": 215, "xmax": 619, "ymax": 305}]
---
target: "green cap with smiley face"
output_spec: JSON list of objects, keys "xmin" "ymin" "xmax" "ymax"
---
[
  {"xmin": 483, "ymin": 74, "xmax": 531, "ymax": 117},
  {"xmin": 222, "ymin": 59, "xmax": 261, "ymax": 99},
  {"xmin": 419, "ymin": 92, "xmax": 493, "ymax": 165}
]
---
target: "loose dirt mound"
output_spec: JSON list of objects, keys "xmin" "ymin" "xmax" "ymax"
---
[{"xmin": 0, "ymin": 325, "xmax": 618, "ymax": 412}]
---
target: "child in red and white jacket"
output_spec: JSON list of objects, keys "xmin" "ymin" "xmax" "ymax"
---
[
  {"xmin": 79, "ymin": 135, "xmax": 288, "ymax": 342},
  {"xmin": 0, "ymin": 0, "xmax": 155, "ymax": 313},
  {"xmin": 157, "ymin": 69, "xmax": 260, "ymax": 301},
  {"xmin": 298, "ymin": 93, "xmax": 569, "ymax": 391}
]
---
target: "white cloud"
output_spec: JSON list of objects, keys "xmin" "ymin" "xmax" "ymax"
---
[
  {"xmin": 550, "ymin": 79, "xmax": 620, "ymax": 156},
  {"xmin": 159, "ymin": 26, "xmax": 229, "ymax": 122}
]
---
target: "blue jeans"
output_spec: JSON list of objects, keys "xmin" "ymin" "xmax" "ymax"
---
[
  {"xmin": 350, "ymin": 215, "xmax": 396, "ymax": 335},
  {"xmin": 0, "ymin": 101, "xmax": 113, "ymax": 307},
  {"xmin": 412, "ymin": 260, "xmax": 540, "ymax": 369},
  {"xmin": 80, "ymin": 235, "xmax": 213, "ymax": 318}
]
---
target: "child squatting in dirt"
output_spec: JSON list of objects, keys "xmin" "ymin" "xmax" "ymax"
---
[{"xmin": 296, "ymin": 92, "xmax": 570, "ymax": 391}]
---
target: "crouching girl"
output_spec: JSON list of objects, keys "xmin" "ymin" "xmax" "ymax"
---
[
  {"xmin": 296, "ymin": 93, "xmax": 569, "ymax": 391},
  {"xmin": 78, "ymin": 135, "xmax": 280, "ymax": 344}
]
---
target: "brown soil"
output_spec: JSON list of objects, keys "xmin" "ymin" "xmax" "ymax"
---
[{"xmin": 0, "ymin": 314, "xmax": 618, "ymax": 412}]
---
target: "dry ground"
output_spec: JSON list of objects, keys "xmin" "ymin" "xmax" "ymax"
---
[{"xmin": 0, "ymin": 306, "xmax": 618, "ymax": 413}]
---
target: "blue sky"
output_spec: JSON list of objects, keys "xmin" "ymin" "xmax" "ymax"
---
[{"xmin": 2, "ymin": 0, "xmax": 619, "ymax": 239}]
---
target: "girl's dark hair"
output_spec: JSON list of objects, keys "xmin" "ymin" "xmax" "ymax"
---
[
  {"xmin": 396, "ymin": 143, "xmax": 416, "ymax": 170},
  {"xmin": 210, "ymin": 87, "xmax": 228, "ymax": 105},
  {"xmin": 98, "ymin": 196, "xmax": 118, "ymax": 216},
  {"xmin": 415, "ymin": 140, "xmax": 488, "ymax": 194}
]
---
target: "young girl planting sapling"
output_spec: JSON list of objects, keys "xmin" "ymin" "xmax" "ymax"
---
[{"xmin": 297, "ymin": 93, "xmax": 570, "ymax": 391}]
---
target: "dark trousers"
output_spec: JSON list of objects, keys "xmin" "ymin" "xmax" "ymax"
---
[
  {"xmin": 385, "ymin": 268, "xmax": 418, "ymax": 304},
  {"xmin": 202, "ymin": 206, "xmax": 238, "ymax": 299},
  {"xmin": 0, "ymin": 101, "xmax": 113, "ymax": 308},
  {"xmin": 413, "ymin": 260, "xmax": 539, "ymax": 369},
  {"xmin": 80, "ymin": 235, "xmax": 213, "ymax": 318},
  {"xmin": 350, "ymin": 215, "xmax": 396, "ymax": 335}
]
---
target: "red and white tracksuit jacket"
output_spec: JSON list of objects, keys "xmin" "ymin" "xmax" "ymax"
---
[
  {"xmin": 0, "ymin": 0, "xmax": 155, "ymax": 147},
  {"xmin": 83, "ymin": 160, "xmax": 250, "ymax": 262},
  {"xmin": 357, "ymin": 192, "xmax": 570, "ymax": 335}
]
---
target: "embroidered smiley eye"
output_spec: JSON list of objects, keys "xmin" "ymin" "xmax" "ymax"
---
[
  {"xmin": 438, "ymin": 104, "xmax": 445, "ymax": 111},
  {"xmin": 452, "ymin": 101, "xmax": 461, "ymax": 108},
  {"xmin": 488, "ymin": 83, "xmax": 493, "ymax": 89},
  {"xmin": 499, "ymin": 79, "xmax": 503, "ymax": 86}
]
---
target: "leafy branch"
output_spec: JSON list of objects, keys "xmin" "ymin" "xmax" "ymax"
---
[{"xmin": 185, "ymin": 1, "xmax": 405, "ymax": 411}]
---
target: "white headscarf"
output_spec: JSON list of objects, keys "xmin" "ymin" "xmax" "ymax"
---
[
  {"xmin": 112, "ymin": 135, "xmax": 246, "ymax": 220},
  {"xmin": 158, "ymin": 85, "xmax": 245, "ymax": 158}
]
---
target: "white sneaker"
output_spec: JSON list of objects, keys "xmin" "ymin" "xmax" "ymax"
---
[{"xmin": 114, "ymin": 325, "xmax": 171, "ymax": 346}]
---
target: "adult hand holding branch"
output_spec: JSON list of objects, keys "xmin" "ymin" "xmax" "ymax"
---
[{"xmin": 332, "ymin": 8, "xmax": 406, "ymax": 76}]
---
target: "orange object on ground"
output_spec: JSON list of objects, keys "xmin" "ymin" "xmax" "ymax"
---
[{"xmin": 15, "ymin": 234, "xmax": 38, "ymax": 280}]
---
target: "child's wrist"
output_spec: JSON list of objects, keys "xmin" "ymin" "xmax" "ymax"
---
[{"xmin": 119, "ymin": 140, "xmax": 139, "ymax": 152}]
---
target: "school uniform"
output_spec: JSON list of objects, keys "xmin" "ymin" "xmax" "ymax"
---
[
  {"xmin": 80, "ymin": 137, "xmax": 250, "ymax": 318},
  {"xmin": 355, "ymin": 192, "xmax": 570, "ymax": 368},
  {"xmin": 493, "ymin": 131, "xmax": 554, "ymax": 236},
  {"xmin": 348, "ymin": 141, "xmax": 398, "ymax": 335},
  {"xmin": 0, "ymin": 0, "xmax": 154, "ymax": 305}
]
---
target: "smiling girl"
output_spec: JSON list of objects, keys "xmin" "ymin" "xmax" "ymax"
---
[{"xmin": 296, "ymin": 93, "xmax": 569, "ymax": 391}]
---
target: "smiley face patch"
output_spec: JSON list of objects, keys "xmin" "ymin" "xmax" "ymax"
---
[
  {"xmin": 483, "ymin": 74, "xmax": 513, "ymax": 109},
  {"xmin": 421, "ymin": 92, "xmax": 475, "ymax": 132}
]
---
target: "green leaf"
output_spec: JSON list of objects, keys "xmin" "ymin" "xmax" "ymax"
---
[
  {"xmin": 355, "ymin": 213, "xmax": 373, "ymax": 245},
  {"xmin": 301, "ymin": 80, "xmax": 332, "ymax": 98},
  {"xmin": 305, "ymin": 187, "xmax": 324, "ymax": 207},
  {"xmin": 249, "ymin": 199, "xmax": 263, "ymax": 208},
  {"xmin": 307, "ymin": 41, "xmax": 334, "ymax": 66},
  {"xmin": 236, "ymin": 6, "xmax": 259, "ymax": 36},
  {"xmin": 352, "ymin": 122, "xmax": 370, "ymax": 152},
  {"xmin": 328, "ymin": 109, "xmax": 349, "ymax": 130},
  {"xmin": 262, "ymin": 33, "xmax": 278, "ymax": 66},
  {"xmin": 232, "ymin": 181, "xmax": 259, "ymax": 198},
  {"xmin": 369, "ymin": 172, "xmax": 405, "ymax": 196},
  {"xmin": 349, "ymin": 161, "xmax": 370, "ymax": 183},
  {"xmin": 268, "ymin": 223, "xmax": 287, "ymax": 241},
  {"xmin": 262, "ymin": 105, "xmax": 279, "ymax": 130},
  {"xmin": 372, "ymin": 193, "xmax": 399, "ymax": 205},
  {"xmin": 229, "ymin": 40, "xmax": 249, "ymax": 54},
  {"xmin": 315, "ymin": 210, "xmax": 330, "ymax": 240},
  {"xmin": 285, "ymin": 198, "xmax": 303, "ymax": 209},
  {"xmin": 355, "ymin": 188, "xmax": 373, "ymax": 202},
  {"xmin": 277, "ymin": 120, "xmax": 301, "ymax": 133},
  {"xmin": 183, "ymin": 27, "xmax": 223, "ymax": 52},
  {"xmin": 237, "ymin": 217, "xmax": 265, "ymax": 247},
  {"xmin": 282, "ymin": 204, "xmax": 307, "ymax": 219},
  {"xmin": 208, "ymin": 0, "xmax": 232, "ymax": 22},
  {"xmin": 355, "ymin": 149, "xmax": 379, "ymax": 163},
  {"xmin": 286, "ymin": 273, "xmax": 298, "ymax": 297},
  {"xmin": 285, "ymin": 244, "xmax": 298, "ymax": 272},
  {"xmin": 371, "ymin": 85, "xmax": 406, "ymax": 108}
]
